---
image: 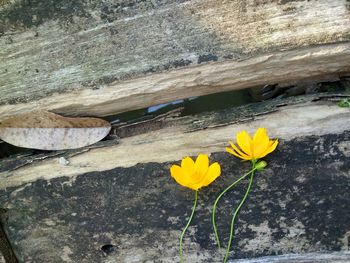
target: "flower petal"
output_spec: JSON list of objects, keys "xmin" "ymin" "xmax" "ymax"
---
[
  {"xmin": 236, "ymin": 131, "xmax": 252, "ymax": 156},
  {"xmin": 170, "ymin": 165, "xmax": 194, "ymax": 190},
  {"xmin": 194, "ymin": 154, "xmax": 209, "ymax": 177},
  {"xmin": 169, "ymin": 154, "xmax": 222, "ymax": 191},
  {"xmin": 200, "ymin": 162, "xmax": 221, "ymax": 187},
  {"xmin": 268, "ymin": 140, "xmax": 275, "ymax": 147},
  {"xmin": 260, "ymin": 139, "xmax": 278, "ymax": 158},
  {"xmin": 252, "ymin": 128, "xmax": 270, "ymax": 159},
  {"xmin": 181, "ymin": 157, "xmax": 195, "ymax": 174},
  {"xmin": 253, "ymin": 128, "xmax": 268, "ymax": 143},
  {"xmin": 226, "ymin": 147, "xmax": 251, "ymax": 160},
  {"xmin": 229, "ymin": 141, "xmax": 251, "ymax": 159}
]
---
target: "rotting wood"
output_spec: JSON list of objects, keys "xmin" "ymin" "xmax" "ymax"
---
[
  {"xmin": 1, "ymin": 97, "xmax": 349, "ymax": 189},
  {"xmin": 1, "ymin": 1, "xmax": 349, "ymax": 261},
  {"xmin": 1, "ymin": 42, "xmax": 350, "ymax": 119},
  {"xmin": 0, "ymin": 139, "xmax": 119, "ymax": 174},
  {"xmin": 1, "ymin": 0, "xmax": 350, "ymax": 118},
  {"xmin": 0, "ymin": 96, "xmax": 349, "ymax": 262},
  {"xmin": 1, "ymin": 92, "xmax": 346, "ymax": 174},
  {"xmin": 0, "ymin": 92, "xmax": 347, "ymax": 170},
  {"xmin": 1, "ymin": 129, "xmax": 349, "ymax": 262},
  {"xmin": 234, "ymin": 252, "xmax": 350, "ymax": 263},
  {"xmin": 111, "ymin": 107, "xmax": 184, "ymax": 138}
]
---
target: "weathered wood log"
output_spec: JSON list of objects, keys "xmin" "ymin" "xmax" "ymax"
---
[
  {"xmin": 1, "ymin": 0, "xmax": 350, "ymax": 261},
  {"xmin": 0, "ymin": 97, "xmax": 349, "ymax": 262},
  {"xmin": 1, "ymin": 0, "xmax": 350, "ymax": 118}
]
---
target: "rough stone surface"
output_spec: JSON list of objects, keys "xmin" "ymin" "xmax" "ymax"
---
[
  {"xmin": 0, "ymin": 214, "xmax": 17, "ymax": 263},
  {"xmin": 0, "ymin": 131, "xmax": 349, "ymax": 262}
]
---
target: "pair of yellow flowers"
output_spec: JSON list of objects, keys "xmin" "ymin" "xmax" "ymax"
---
[
  {"xmin": 170, "ymin": 128, "xmax": 278, "ymax": 190},
  {"xmin": 170, "ymin": 128, "xmax": 278, "ymax": 263}
]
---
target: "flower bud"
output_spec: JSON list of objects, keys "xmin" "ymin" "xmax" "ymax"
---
[{"xmin": 255, "ymin": 160, "xmax": 267, "ymax": 171}]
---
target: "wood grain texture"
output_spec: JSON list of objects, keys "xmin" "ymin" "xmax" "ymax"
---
[
  {"xmin": 1, "ymin": 42, "xmax": 350, "ymax": 119},
  {"xmin": 1, "ymin": 99, "xmax": 349, "ymax": 189},
  {"xmin": 0, "ymin": 0, "xmax": 350, "ymax": 118},
  {"xmin": 0, "ymin": 96, "xmax": 349, "ymax": 262},
  {"xmin": 1, "ymin": 130, "xmax": 349, "ymax": 262},
  {"xmin": 234, "ymin": 252, "xmax": 350, "ymax": 263}
]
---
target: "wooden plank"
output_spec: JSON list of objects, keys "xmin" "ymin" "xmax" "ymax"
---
[
  {"xmin": 234, "ymin": 252, "xmax": 350, "ymax": 263},
  {"xmin": 0, "ymin": 0, "xmax": 350, "ymax": 118},
  {"xmin": 1, "ymin": 98, "xmax": 349, "ymax": 188},
  {"xmin": 0, "ymin": 42, "xmax": 350, "ymax": 119},
  {"xmin": 0, "ymin": 100, "xmax": 349, "ymax": 262}
]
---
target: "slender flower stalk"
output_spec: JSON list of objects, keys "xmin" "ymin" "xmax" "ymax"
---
[
  {"xmin": 223, "ymin": 161, "xmax": 256, "ymax": 263},
  {"xmin": 212, "ymin": 166, "xmax": 257, "ymax": 249},
  {"xmin": 179, "ymin": 191, "xmax": 198, "ymax": 263},
  {"xmin": 213, "ymin": 128, "xmax": 277, "ymax": 262},
  {"xmin": 170, "ymin": 154, "xmax": 221, "ymax": 263}
]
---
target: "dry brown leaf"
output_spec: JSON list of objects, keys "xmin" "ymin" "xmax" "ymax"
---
[{"xmin": 0, "ymin": 111, "xmax": 111, "ymax": 150}]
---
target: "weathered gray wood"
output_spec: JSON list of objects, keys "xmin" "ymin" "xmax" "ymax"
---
[
  {"xmin": 1, "ymin": 96, "xmax": 349, "ymax": 188},
  {"xmin": 0, "ymin": 130, "xmax": 349, "ymax": 262},
  {"xmin": 0, "ymin": 97, "xmax": 349, "ymax": 262},
  {"xmin": 0, "ymin": 0, "xmax": 350, "ymax": 118},
  {"xmin": 234, "ymin": 252, "xmax": 350, "ymax": 263}
]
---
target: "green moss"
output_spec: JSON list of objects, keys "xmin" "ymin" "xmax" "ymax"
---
[
  {"xmin": 0, "ymin": 0, "xmax": 90, "ymax": 31},
  {"xmin": 337, "ymin": 98, "xmax": 350, "ymax": 108}
]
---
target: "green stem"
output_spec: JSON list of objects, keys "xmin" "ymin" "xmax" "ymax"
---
[
  {"xmin": 223, "ymin": 162, "xmax": 256, "ymax": 263},
  {"xmin": 180, "ymin": 190, "xmax": 198, "ymax": 263},
  {"xmin": 212, "ymin": 166, "xmax": 258, "ymax": 249}
]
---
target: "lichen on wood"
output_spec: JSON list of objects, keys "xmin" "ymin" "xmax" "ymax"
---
[
  {"xmin": 0, "ymin": 131, "xmax": 349, "ymax": 262},
  {"xmin": 1, "ymin": 0, "xmax": 350, "ymax": 118},
  {"xmin": 0, "ymin": 97, "xmax": 349, "ymax": 262}
]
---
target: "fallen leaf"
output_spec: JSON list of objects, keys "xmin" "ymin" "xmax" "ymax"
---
[{"xmin": 0, "ymin": 111, "xmax": 111, "ymax": 150}]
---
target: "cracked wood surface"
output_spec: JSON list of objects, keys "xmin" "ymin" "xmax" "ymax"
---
[
  {"xmin": 234, "ymin": 252, "xmax": 350, "ymax": 263},
  {"xmin": 1, "ymin": 0, "xmax": 350, "ymax": 118},
  {"xmin": 0, "ymin": 98, "xmax": 349, "ymax": 189},
  {"xmin": 0, "ymin": 98, "xmax": 349, "ymax": 262}
]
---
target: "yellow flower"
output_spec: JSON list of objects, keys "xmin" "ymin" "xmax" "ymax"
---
[
  {"xmin": 226, "ymin": 128, "xmax": 278, "ymax": 161},
  {"xmin": 170, "ymin": 154, "xmax": 221, "ymax": 191}
]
